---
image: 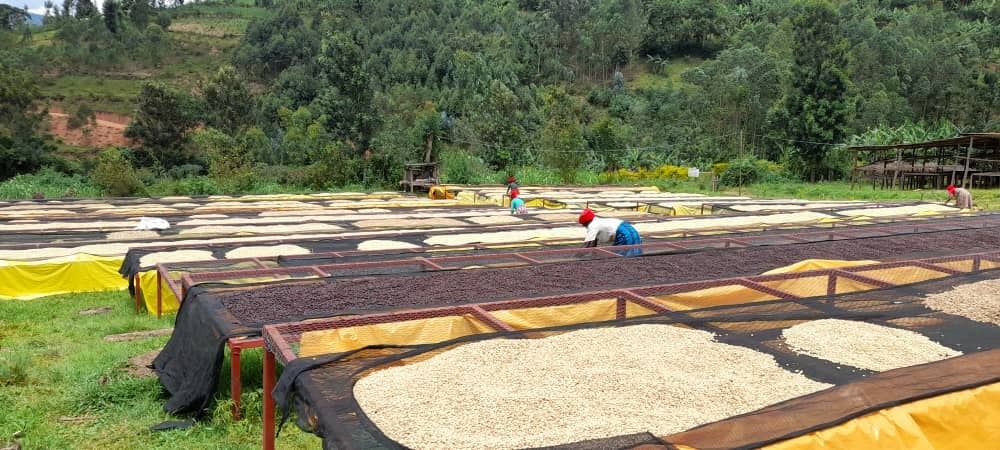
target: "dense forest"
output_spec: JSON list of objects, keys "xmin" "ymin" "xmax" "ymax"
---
[{"xmin": 2, "ymin": 0, "xmax": 999, "ymax": 195}]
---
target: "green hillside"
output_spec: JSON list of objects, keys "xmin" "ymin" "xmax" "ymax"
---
[{"xmin": 1, "ymin": 0, "xmax": 999, "ymax": 197}]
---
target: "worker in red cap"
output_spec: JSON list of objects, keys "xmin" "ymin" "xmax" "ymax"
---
[
  {"xmin": 505, "ymin": 176, "xmax": 520, "ymax": 199},
  {"xmin": 944, "ymin": 184, "xmax": 973, "ymax": 209},
  {"xmin": 579, "ymin": 208, "xmax": 642, "ymax": 256}
]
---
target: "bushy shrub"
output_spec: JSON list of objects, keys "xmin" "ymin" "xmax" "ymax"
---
[
  {"xmin": 302, "ymin": 142, "xmax": 362, "ymax": 189},
  {"xmin": 257, "ymin": 165, "xmax": 312, "ymax": 187},
  {"xmin": 598, "ymin": 165, "xmax": 693, "ymax": 183},
  {"xmin": 0, "ymin": 167, "xmax": 100, "ymax": 200},
  {"xmin": 90, "ymin": 148, "xmax": 146, "ymax": 197},
  {"xmin": 718, "ymin": 158, "xmax": 784, "ymax": 187},
  {"xmin": 191, "ymin": 128, "xmax": 265, "ymax": 192},
  {"xmin": 166, "ymin": 164, "xmax": 205, "ymax": 179},
  {"xmin": 172, "ymin": 177, "xmax": 219, "ymax": 196},
  {"xmin": 586, "ymin": 88, "xmax": 613, "ymax": 107},
  {"xmin": 608, "ymin": 94, "xmax": 635, "ymax": 119},
  {"xmin": 154, "ymin": 12, "xmax": 171, "ymax": 30},
  {"xmin": 439, "ymin": 149, "xmax": 492, "ymax": 184}
]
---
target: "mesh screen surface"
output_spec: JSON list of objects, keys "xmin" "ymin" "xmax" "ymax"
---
[{"xmin": 275, "ymin": 271, "xmax": 1000, "ymax": 449}]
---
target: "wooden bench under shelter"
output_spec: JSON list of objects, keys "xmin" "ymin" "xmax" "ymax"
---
[
  {"xmin": 400, "ymin": 162, "xmax": 439, "ymax": 192},
  {"xmin": 848, "ymin": 133, "xmax": 1000, "ymax": 190}
]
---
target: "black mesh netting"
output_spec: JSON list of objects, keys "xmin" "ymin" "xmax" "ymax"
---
[
  {"xmin": 119, "ymin": 209, "xmax": 656, "ymax": 279},
  {"xmin": 273, "ymin": 271, "xmax": 1000, "ymax": 450},
  {"xmin": 127, "ymin": 214, "xmax": 1000, "ymax": 299},
  {"xmin": 151, "ymin": 223, "xmax": 1000, "ymax": 415},
  {"xmin": 119, "ymin": 210, "xmax": 1000, "ymax": 280}
]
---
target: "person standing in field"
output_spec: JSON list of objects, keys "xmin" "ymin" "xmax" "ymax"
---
[
  {"xmin": 579, "ymin": 208, "xmax": 642, "ymax": 256},
  {"xmin": 505, "ymin": 176, "xmax": 520, "ymax": 199},
  {"xmin": 945, "ymin": 184, "xmax": 973, "ymax": 209}
]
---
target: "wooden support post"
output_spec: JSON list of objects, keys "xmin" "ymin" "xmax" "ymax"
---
[
  {"xmin": 156, "ymin": 270, "xmax": 162, "ymax": 319},
  {"xmin": 891, "ymin": 149, "xmax": 901, "ymax": 189},
  {"xmin": 231, "ymin": 344, "xmax": 242, "ymax": 420},
  {"xmin": 950, "ymin": 148, "xmax": 958, "ymax": 185},
  {"xmin": 850, "ymin": 150, "xmax": 858, "ymax": 190},
  {"xmin": 263, "ymin": 349, "xmax": 276, "ymax": 450},
  {"xmin": 134, "ymin": 274, "xmax": 143, "ymax": 314},
  {"xmin": 961, "ymin": 137, "xmax": 973, "ymax": 188}
]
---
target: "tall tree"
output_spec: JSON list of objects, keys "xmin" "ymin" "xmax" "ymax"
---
[
  {"xmin": 127, "ymin": 0, "xmax": 151, "ymax": 28},
  {"xmin": 76, "ymin": 0, "xmax": 97, "ymax": 19},
  {"xmin": 102, "ymin": 0, "xmax": 120, "ymax": 33},
  {"xmin": 125, "ymin": 82, "xmax": 202, "ymax": 168},
  {"xmin": 0, "ymin": 65, "xmax": 49, "ymax": 180},
  {"xmin": 540, "ymin": 87, "xmax": 587, "ymax": 182},
  {"xmin": 312, "ymin": 33, "xmax": 378, "ymax": 152},
  {"xmin": 643, "ymin": 0, "xmax": 724, "ymax": 57},
  {"xmin": 684, "ymin": 45, "xmax": 785, "ymax": 160},
  {"xmin": 772, "ymin": 0, "xmax": 852, "ymax": 181},
  {"xmin": 0, "ymin": 4, "xmax": 27, "ymax": 30},
  {"xmin": 232, "ymin": 7, "xmax": 319, "ymax": 81},
  {"xmin": 203, "ymin": 65, "xmax": 255, "ymax": 134},
  {"xmin": 462, "ymin": 80, "xmax": 533, "ymax": 169}
]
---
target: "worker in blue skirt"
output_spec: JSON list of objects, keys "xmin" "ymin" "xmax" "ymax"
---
[
  {"xmin": 510, "ymin": 192, "xmax": 527, "ymax": 215},
  {"xmin": 579, "ymin": 208, "xmax": 642, "ymax": 256}
]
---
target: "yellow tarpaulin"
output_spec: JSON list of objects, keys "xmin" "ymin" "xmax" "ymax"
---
[
  {"xmin": 299, "ymin": 314, "xmax": 495, "ymax": 356},
  {"xmin": 0, "ymin": 254, "xmax": 126, "ymax": 300},
  {"xmin": 492, "ymin": 299, "xmax": 616, "ymax": 330},
  {"xmin": 138, "ymin": 269, "xmax": 180, "ymax": 315},
  {"xmin": 651, "ymin": 259, "xmax": 878, "ymax": 310},
  {"xmin": 428, "ymin": 186, "xmax": 455, "ymax": 200},
  {"xmin": 670, "ymin": 204, "xmax": 705, "ymax": 216},
  {"xmin": 764, "ymin": 382, "xmax": 1000, "ymax": 450},
  {"xmin": 298, "ymin": 299, "xmax": 660, "ymax": 356},
  {"xmin": 137, "ymin": 268, "xmax": 304, "ymax": 315}
]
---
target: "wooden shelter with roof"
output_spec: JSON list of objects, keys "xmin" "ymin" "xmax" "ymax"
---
[{"xmin": 848, "ymin": 133, "xmax": 1000, "ymax": 190}]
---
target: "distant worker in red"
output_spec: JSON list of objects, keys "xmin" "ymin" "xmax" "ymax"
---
[
  {"xmin": 505, "ymin": 176, "xmax": 520, "ymax": 199},
  {"xmin": 579, "ymin": 208, "xmax": 642, "ymax": 256},
  {"xmin": 945, "ymin": 184, "xmax": 973, "ymax": 209}
]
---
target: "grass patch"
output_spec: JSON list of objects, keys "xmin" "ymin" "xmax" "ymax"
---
[
  {"xmin": 631, "ymin": 57, "xmax": 704, "ymax": 90},
  {"xmin": 172, "ymin": 1, "xmax": 271, "ymax": 20},
  {"xmin": 157, "ymin": 31, "xmax": 240, "ymax": 83},
  {"xmin": 0, "ymin": 291, "xmax": 318, "ymax": 449},
  {"xmin": 27, "ymin": 29, "xmax": 59, "ymax": 48},
  {"xmin": 38, "ymin": 75, "xmax": 146, "ymax": 116},
  {"xmin": 744, "ymin": 180, "xmax": 1000, "ymax": 210},
  {"xmin": 0, "ymin": 168, "xmax": 101, "ymax": 199},
  {"xmin": 170, "ymin": 17, "xmax": 251, "ymax": 38},
  {"xmin": 36, "ymin": 29, "xmax": 239, "ymax": 115}
]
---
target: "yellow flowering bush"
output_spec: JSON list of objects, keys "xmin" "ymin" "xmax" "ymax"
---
[{"xmin": 600, "ymin": 165, "xmax": 695, "ymax": 183}]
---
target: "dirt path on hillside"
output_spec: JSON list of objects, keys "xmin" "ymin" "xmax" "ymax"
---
[{"xmin": 46, "ymin": 107, "xmax": 132, "ymax": 148}]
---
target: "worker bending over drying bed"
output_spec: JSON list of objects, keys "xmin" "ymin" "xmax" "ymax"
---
[
  {"xmin": 510, "ymin": 192, "xmax": 527, "ymax": 215},
  {"xmin": 579, "ymin": 208, "xmax": 642, "ymax": 256},
  {"xmin": 945, "ymin": 184, "xmax": 974, "ymax": 209}
]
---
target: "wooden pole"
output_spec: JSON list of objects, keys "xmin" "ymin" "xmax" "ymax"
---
[
  {"xmin": 950, "ymin": 148, "xmax": 958, "ymax": 186},
  {"xmin": 738, "ymin": 130, "xmax": 744, "ymax": 196},
  {"xmin": 263, "ymin": 349, "xmax": 276, "ymax": 450},
  {"xmin": 961, "ymin": 136, "xmax": 973, "ymax": 188},
  {"xmin": 881, "ymin": 150, "xmax": 888, "ymax": 190},
  {"xmin": 850, "ymin": 150, "xmax": 857, "ymax": 190},
  {"xmin": 891, "ymin": 149, "xmax": 901, "ymax": 189}
]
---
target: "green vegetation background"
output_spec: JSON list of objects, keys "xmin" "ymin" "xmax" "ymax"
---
[
  {"xmin": 2, "ymin": 0, "xmax": 1000, "ymax": 198},
  {"xmin": 0, "ymin": 290, "xmax": 318, "ymax": 449}
]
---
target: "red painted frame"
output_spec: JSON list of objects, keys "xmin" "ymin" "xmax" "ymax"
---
[
  {"xmin": 150, "ymin": 213, "xmax": 1000, "ymax": 317},
  {"xmin": 258, "ymin": 248, "xmax": 1000, "ymax": 448}
]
